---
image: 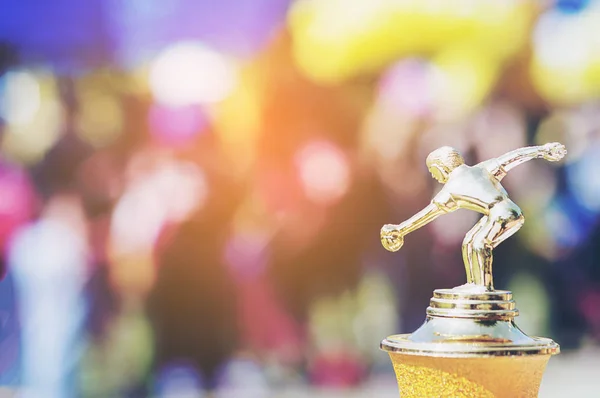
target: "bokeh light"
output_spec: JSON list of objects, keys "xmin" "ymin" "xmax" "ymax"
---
[
  {"xmin": 431, "ymin": 45, "xmax": 500, "ymax": 119},
  {"xmin": 80, "ymin": 309, "xmax": 154, "ymax": 396},
  {"xmin": 111, "ymin": 158, "xmax": 208, "ymax": 255},
  {"xmin": 377, "ymin": 59, "xmax": 434, "ymax": 118},
  {"xmin": 0, "ymin": 70, "xmax": 40, "ymax": 125},
  {"xmin": 155, "ymin": 362, "xmax": 206, "ymax": 398},
  {"xmin": 1, "ymin": 71, "xmax": 64, "ymax": 164},
  {"xmin": 0, "ymin": 166, "xmax": 35, "ymax": 256},
  {"xmin": 567, "ymin": 142, "xmax": 600, "ymax": 213},
  {"xmin": 531, "ymin": 3, "xmax": 600, "ymax": 104},
  {"xmin": 535, "ymin": 110, "xmax": 588, "ymax": 164},
  {"xmin": 295, "ymin": 141, "xmax": 350, "ymax": 206},
  {"xmin": 224, "ymin": 230, "xmax": 270, "ymax": 281},
  {"xmin": 109, "ymin": 158, "xmax": 207, "ymax": 294},
  {"xmin": 149, "ymin": 104, "xmax": 208, "ymax": 146},
  {"xmin": 75, "ymin": 87, "xmax": 123, "ymax": 148},
  {"xmin": 508, "ymin": 272, "xmax": 551, "ymax": 337},
  {"xmin": 289, "ymin": 0, "xmax": 531, "ymax": 83},
  {"xmin": 544, "ymin": 195, "xmax": 593, "ymax": 250},
  {"xmin": 10, "ymin": 205, "xmax": 89, "ymax": 397},
  {"xmin": 215, "ymin": 357, "xmax": 269, "ymax": 398},
  {"xmin": 149, "ymin": 41, "xmax": 238, "ymax": 107}
]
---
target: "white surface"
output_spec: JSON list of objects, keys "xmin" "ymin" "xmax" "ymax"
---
[
  {"xmin": 271, "ymin": 347, "xmax": 600, "ymax": 397},
  {"xmin": 539, "ymin": 346, "xmax": 600, "ymax": 398}
]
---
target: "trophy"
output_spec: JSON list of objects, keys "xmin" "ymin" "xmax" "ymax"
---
[{"xmin": 380, "ymin": 143, "xmax": 566, "ymax": 397}]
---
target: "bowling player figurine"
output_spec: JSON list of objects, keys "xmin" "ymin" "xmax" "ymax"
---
[{"xmin": 380, "ymin": 142, "xmax": 567, "ymax": 291}]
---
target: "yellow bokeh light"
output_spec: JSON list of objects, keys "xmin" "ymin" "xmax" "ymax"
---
[
  {"xmin": 76, "ymin": 88, "xmax": 123, "ymax": 148},
  {"xmin": 530, "ymin": 6, "xmax": 600, "ymax": 104},
  {"xmin": 1, "ymin": 71, "xmax": 64, "ymax": 165},
  {"xmin": 431, "ymin": 44, "xmax": 499, "ymax": 119},
  {"xmin": 289, "ymin": 0, "xmax": 532, "ymax": 83},
  {"xmin": 211, "ymin": 63, "xmax": 263, "ymax": 172}
]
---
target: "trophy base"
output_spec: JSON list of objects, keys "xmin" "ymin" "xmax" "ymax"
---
[
  {"xmin": 381, "ymin": 286, "xmax": 559, "ymax": 397},
  {"xmin": 388, "ymin": 352, "xmax": 550, "ymax": 398}
]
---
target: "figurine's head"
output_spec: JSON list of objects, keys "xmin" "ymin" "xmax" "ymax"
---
[{"xmin": 426, "ymin": 146, "xmax": 464, "ymax": 183}]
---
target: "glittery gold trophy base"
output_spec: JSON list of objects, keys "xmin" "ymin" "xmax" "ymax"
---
[
  {"xmin": 389, "ymin": 353, "xmax": 550, "ymax": 398},
  {"xmin": 380, "ymin": 289, "xmax": 559, "ymax": 398}
]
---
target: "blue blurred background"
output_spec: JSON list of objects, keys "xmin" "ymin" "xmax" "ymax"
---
[{"xmin": 0, "ymin": 0, "xmax": 600, "ymax": 396}]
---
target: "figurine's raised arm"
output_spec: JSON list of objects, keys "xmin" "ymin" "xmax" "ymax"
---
[
  {"xmin": 381, "ymin": 203, "xmax": 444, "ymax": 252},
  {"xmin": 481, "ymin": 142, "xmax": 567, "ymax": 180}
]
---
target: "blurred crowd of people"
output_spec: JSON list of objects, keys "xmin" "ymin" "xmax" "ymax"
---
[{"xmin": 1, "ymin": 0, "xmax": 600, "ymax": 396}]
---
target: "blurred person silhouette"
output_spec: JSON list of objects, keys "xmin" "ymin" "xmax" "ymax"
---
[
  {"xmin": 248, "ymin": 36, "xmax": 400, "ymax": 387},
  {"xmin": 148, "ymin": 152, "xmax": 243, "ymax": 390}
]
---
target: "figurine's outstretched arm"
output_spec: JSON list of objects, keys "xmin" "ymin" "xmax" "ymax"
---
[
  {"xmin": 481, "ymin": 142, "xmax": 566, "ymax": 179},
  {"xmin": 381, "ymin": 203, "xmax": 444, "ymax": 252}
]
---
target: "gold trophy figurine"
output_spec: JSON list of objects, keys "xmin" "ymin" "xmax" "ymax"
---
[
  {"xmin": 380, "ymin": 143, "xmax": 566, "ymax": 398},
  {"xmin": 381, "ymin": 142, "xmax": 567, "ymax": 290}
]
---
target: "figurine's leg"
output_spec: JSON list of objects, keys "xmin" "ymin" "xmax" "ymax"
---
[
  {"xmin": 462, "ymin": 216, "xmax": 488, "ymax": 284},
  {"xmin": 489, "ymin": 214, "xmax": 525, "ymax": 249},
  {"xmin": 471, "ymin": 229, "xmax": 494, "ymax": 289},
  {"xmin": 472, "ymin": 212, "xmax": 525, "ymax": 290}
]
